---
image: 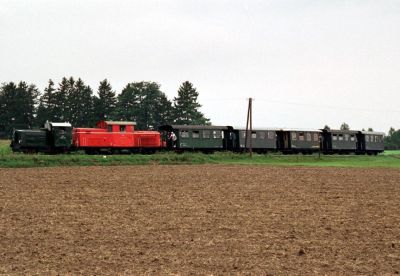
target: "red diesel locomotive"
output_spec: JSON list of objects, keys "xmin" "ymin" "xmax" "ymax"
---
[{"xmin": 73, "ymin": 121, "xmax": 162, "ymax": 154}]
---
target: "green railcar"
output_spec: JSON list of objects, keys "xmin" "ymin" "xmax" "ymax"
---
[
  {"xmin": 277, "ymin": 129, "xmax": 321, "ymax": 154},
  {"xmin": 234, "ymin": 129, "xmax": 277, "ymax": 153},
  {"xmin": 321, "ymin": 129, "xmax": 358, "ymax": 154},
  {"xmin": 159, "ymin": 125, "xmax": 231, "ymax": 152},
  {"xmin": 357, "ymin": 131, "xmax": 385, "ymax": 155}
]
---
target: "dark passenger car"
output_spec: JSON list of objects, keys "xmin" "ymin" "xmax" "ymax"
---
[
  {"xmin": 321, "ymin": 129, "xmax": 358, "ymax": 154},
  {"xmin": 159, "ymin": 125, "xmax": 231, "ymax": 152},
  {"xmin": 233, "ymin": 129, "xmax": 277, "ymax": 153},
  {"xmin": 277, "ymin": 129, "xmax": 321, "ymax": 154},
  {"xmin": 357, "ymin": 131, "xmax": 385, "ymax": 155}
]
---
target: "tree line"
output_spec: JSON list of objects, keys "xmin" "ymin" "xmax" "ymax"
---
[
  {"xmin": 0, "ymin": 78, "xmax": 209, "ymax": 137},
  {"xmin": 385, "ymin": 128, "xmax": 400, "ymax": 149}
]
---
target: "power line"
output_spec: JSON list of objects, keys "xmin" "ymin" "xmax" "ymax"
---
[{"xmin": 200, "ymin": 97, "xmax": 400, "ymax": 113}]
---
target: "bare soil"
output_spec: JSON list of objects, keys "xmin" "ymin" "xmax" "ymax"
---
[{"xmin": 1, "ymin": 165, "xmax": 400, "ymax": 275}]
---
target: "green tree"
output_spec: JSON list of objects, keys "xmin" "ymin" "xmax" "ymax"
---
[
  {"xmin": 340, "ymin": 122, "xmax": 350, "ymax": 130},
  {"xmin": 385, "ymin": 127, "xmax": 400, "ymax": 149},
  {"xmin": 36, "ymin": 79, "xmax": 57, "ymax": 125},
  {"xmin": 173, "ymin": 81, "xmax": 210, "ymax": 125},
  {"xmin": 52, "ymin": 77, "xmax": 71, "ymax": 122},
  {"xmin": 388, "ymin": 127, "xmax": 395, "ymax": 137},
  {"xmin": 367, "ymin": 127, "xmax": 374, "ymax": 132},
  {"xmin": 67, "ymin": 78, "xmax": 95, "ymax": 127},
  {"xmin": 115, "ymin": 82, "xmax": 172, "ymax": 129},
  {"xmin": 0, "ymin": 81, "xmax": 39, "ymax": 135},
  {"xmin": 94, "ymin": 79, "xmax": 116, "ymax": 121}
]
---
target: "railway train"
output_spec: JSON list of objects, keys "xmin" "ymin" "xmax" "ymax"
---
[{"xmin": 10, "ymin": 120, "xmax": 385, "ymax": 155}]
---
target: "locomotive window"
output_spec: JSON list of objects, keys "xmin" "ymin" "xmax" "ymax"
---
[
  {"xmin": 268, "ymin": 132, "xmax": 275, "ymax": 139},
  {"xmin": 192, "ymin": 131, "xmax": 200, "ymax": 139},
  {"xmin": 251, "ymin": 132, "xmax": 257, "ymax": 139},
  {"xmin": 350, "ymin": 135, "xmax": 355, "ymax": 141},
  {"xmin": 306, "ymin": 133, "xmax": 311, "ymax": 141},
  {"xmin": 333, "ymin": 134, "xmax": 337, "ymax": 141},
  {"xmin": 108, "ymin": 125, "xmax": 112, "ymax": 132},
  {"xmin": 299, "ymin": 132, "xmax": 304, "ymax": 141},
  {"xmin": 313, "ymin": 133, "xmax": 319, "ymax": 141},
  {"xmin": 180, "ymin": 131, "xmax": 189, "ymax": 138},
  {"xmin": 203, "ymin": 130, "xmax": 210, "ymax": 138},
  {"xmin": 259, "ymin": 132, "xmax": 266, "ymax": 139},
  {"xmin": 120, "ymin": 125, "xmax": 126, "ymax": 132},
  {"xmin": 338, "ymin": 134, "xmax": 343, "ymax": 141},
  {"xmin": 292, "ymin": 132, "xmax": 297, "ymax": 140}
]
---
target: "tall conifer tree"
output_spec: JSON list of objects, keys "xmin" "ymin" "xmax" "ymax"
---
[
  {"xmin": 36, "ymin": 79, "xmax": 57, "ymax": 125},
  {"xmin": 116, "ymin": 82, "xmax": 172, "ymax": 129},
  {"xmin": 94, "ymin": 79, "xmax": 116, "ymax": 121},
  {"xmin": 0, "ymin": 81, "xmax": 39, "ymax": 134},
  {"xmin": 67, "ymin": 78, "xmax": 95, "ymax": 127},
  {"xmin": 173, "ymin": 81, "xmax": 209, "ymax": 125}
]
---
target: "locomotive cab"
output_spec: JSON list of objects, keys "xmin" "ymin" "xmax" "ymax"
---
[{"xmin": 44, "ymin": 121, "xmax": 72, "ymax": 152}]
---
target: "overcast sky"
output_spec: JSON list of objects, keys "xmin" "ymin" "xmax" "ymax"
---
[{"xmin": 1, "ymin": 0, "xmax": 399, "ymax": 131}]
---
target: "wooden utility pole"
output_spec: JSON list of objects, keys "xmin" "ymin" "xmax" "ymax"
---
[{"xmin": 245, "ymin": 98, "xmax": 253, "ymax": 157}]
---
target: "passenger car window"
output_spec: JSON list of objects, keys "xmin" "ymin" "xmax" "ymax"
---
[
  {"xmin": 259, "ymin": 132, "xmax": 266, "ymax": 139},
  {"xmin": 292, "ymin": 132, "xmax": 297, "ymax": 140},
  {"xmin": 268, "ymin": 132, "xmax": 275, "ymax": 139},
  {"xmin": 365, "ymin": 135, "xmax": 369, "ymax": 142},
  {"xmin": 108, "ymin": 125, "xmax": 112, "ymax": 132},
  {"xmin": 213, "ymin": 130, "xmax": 222, "ymax": 139},
  {"xmin": 180, "ymin": 131, "xmax": 189, "ymax": 138},
  {"xmin": 203, "ymin": 130, "xmax": 210, "ymax": 138},
  {"xmin": 251, "ymin": 132, "xmax": 257, "ymax": 139},
  {"xmin": 306, "ymin": 133, "xmax": 311, "ymax": 141},
  {"xmin": 333, "ymin": 134, "xmax": 337, "ymax": 141},
  {"xmin": 192, "ymin": 131, "xmax": 200, "ymax": 138},
  {"xmin": 313, "ymin": 133, "xmax": 319, "ymax": 141},
  {"xmin": 350, "ymin": 135, "xmax": 355, "ymax": 142},
  {"xmin": 120, "ymin": 125, "xmax": 126, "ymax": 132},
  {"xmin": 299, "ymin": 132, "xmax": 304, "ymax": 141}
]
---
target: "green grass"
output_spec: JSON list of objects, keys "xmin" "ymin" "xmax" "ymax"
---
[
  {"xmin": 1, "ymin": 139, "xmax": 400, "ymax": 168},
  {"xmin": 383, "ymin": 150, "xmax": 400, "ymax": 155}
]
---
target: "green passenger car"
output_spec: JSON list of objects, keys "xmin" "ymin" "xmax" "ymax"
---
[
  {"xmin": 358, "ymin": 131, "xmax": 385, "ymax": 154},
  {"xmin": 234, "ymin": 129, "xmax": 277, "ymax": 153},
  {"xmin": 159, "ymin": 125, "xmax": 231, "ymax": 152},
  {"xmin": 321, "ymin": 129, "xmax": 358, "ymax": 154},
  {"xmin": 277, "ymin": 129, "xmax": 321, "ymax": 154}
]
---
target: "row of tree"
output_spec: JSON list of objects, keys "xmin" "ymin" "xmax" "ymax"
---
[
  {"xmin": 0, "ymin": 78, "xmax": 210, "ymax": 136},
  {"xmin": 385, "ymin": 128, "xmax": 400, "ymax": 149}
]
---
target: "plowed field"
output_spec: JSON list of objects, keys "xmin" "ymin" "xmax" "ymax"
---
[{"xmin": 1, "ymin": 165, "xmax": 400, "ymax": 274}]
